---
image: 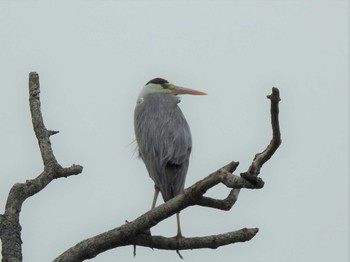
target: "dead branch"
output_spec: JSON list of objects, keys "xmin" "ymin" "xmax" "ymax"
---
[
  {"xmin": 53, "ymin": 162, "xmax": 262, "ymax": 261},
  {"xmin": 0, "ymin": 72, "xmax": 281, "ymax": 262},
  {"xmin": 53, "ymin": 87, "xmax": 281, "ymax": 261},
  {"xmin": 0, "ymin": 72, "xmax": 83, "ymax": 262},
  {"xmin": 244, "ymin": 87, "xmax": 281, "ymax": 179}
]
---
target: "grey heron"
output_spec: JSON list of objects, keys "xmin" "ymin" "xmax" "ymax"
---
[{"xmin": 134, "ymin": 78, "xmax": 206, "ymax": 238}]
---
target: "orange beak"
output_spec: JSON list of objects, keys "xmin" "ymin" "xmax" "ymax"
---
[{"xmin": 170, "ymin": 85, "xmax": 207, "ymax": 95}]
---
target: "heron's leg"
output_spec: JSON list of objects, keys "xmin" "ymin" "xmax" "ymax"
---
[
  {"xmin": 151, "ymin": 185, "xmax": 160, "ymax": 209},
  {"xmin": 176, "ymin": 212, "xmax": 183, "ymax": 238},
  {"xmin": 175, "ymin": 212, "xmax": 184, "ymax": 258},
  {"xmin": 142, "ymin": 186, "xmax": 160, "ymax": 237}
]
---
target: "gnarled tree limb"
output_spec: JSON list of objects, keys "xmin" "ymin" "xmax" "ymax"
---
[
  {"xmin": 0, "ymin": 72, "xmax": 83, "ymax": 262},
  {"xmin": 241, "ymin": 87, "xmax": 281, "ymax": 185},
  {"xmin": 53, "ymin": 162, "xmax": 262, "ymax": 262},
  {"xmin": 53, "ymin": 87, "xmax": 281, "ymax": 261},
  {"xmin": 0, "ymin": 72, "xmax": 281, "ymax": 262},
  {"xmin": 246, "ymin": 87, "xmax": 281, "ymax": 176}
]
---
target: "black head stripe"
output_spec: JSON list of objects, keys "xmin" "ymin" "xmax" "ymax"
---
[{"xmin": 146, "ymin": 78, "xmax": 169, "ymax": 85}]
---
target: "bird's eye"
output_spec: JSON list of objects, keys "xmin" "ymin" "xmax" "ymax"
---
[{"xmin": 162, "ymin": 83, "xmax": 170, "ymax": 89}]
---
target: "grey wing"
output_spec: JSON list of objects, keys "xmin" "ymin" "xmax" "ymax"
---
[
  {"xmin": 157, "ymin": 108, "xmax": 192, "ymax": 201},
  {"xmin": 134, "ymin": 101, "xmax": 192, "ymax": 201}
]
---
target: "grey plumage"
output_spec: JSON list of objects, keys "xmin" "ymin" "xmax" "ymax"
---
[
  {"xmin": 134, "ymin": 78, "xmax": 206, "ymax": 238},
  {"xmin": 134, "ymin": 92, "xmax": 192, "ymax": 201}
]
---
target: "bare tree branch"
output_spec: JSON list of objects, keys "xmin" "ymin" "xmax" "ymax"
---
[
  {"xmin": 131, "ymin": 228, "xmax": 258, "ymax": 250},
  {"xmin": 53, "ymin": 162, "xmax": 262, "ymax": 261},
  {"xmin": 247, "ymin": 87, "xmax": 281, "ymax": 176},
  {"xmin": 0, "ymin": 72, "xmax": 281, "ymax": 262},
  {"xmin": 196, "ymin": 189, "xmax": 240, "ymax": 210},
  {"xmin": 28, "ymin": 72, "xmax": 58, "ymax": 167},
  {"xmin": 0, "ymin": 72, "xmax": 83, "ymax": 262},
  {"xmin": 54, "ymin": 88, "xmax": 281, "ymax": 261},
  {"xmin": 241, "ymin": 87, "xmax": 281, "ymax": 184}
]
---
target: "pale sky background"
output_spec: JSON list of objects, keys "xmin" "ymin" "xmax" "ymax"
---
[{"xmin": 0, "ymin": 1, "xmax": 348, "ymax": 261}]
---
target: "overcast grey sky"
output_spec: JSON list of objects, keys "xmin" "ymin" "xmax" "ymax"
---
[{"xmin": 0, "ymin": 1, "xmax": 348, "ymax": 261}]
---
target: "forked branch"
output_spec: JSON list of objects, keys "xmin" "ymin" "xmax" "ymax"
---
[
  {"xmin": 54, "ymin": 88, "xmax": 281, "ymax": 261},
  {"xmin": 0, "ymin": 73, "xmax": 281, "ymax": 262},
  {"xmin": 0, "ymin": 72, "xmax": 83, "ymax": 262}
]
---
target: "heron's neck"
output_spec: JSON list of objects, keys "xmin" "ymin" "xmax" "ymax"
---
[
  {"xmin": 137, "ymin": 92, "xmax": 180, "ymax": 107},
  {"xmin": 137, "ymin": 84, "xmax": 162, "ymax": 101}
]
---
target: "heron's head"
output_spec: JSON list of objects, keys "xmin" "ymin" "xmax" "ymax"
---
[{"xmin": 138, "ymin": 78, "xmax": 207, "ymax": 100}]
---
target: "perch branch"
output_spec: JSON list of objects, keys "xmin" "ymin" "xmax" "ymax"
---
[
  {"xmin": 131, "ymin": 228, "xmax": 258, "ymax": 250},
  {"xmin": 54, "ymin": 87, "xmax": 281, "ymax": 261},
  {"xmin": 53, "ymin": 162, "xmax": 260, "ymax": 262},
  {"xmin": 1, "ymin": 73, "xmax": 281, "ymax": 262},
  {"xmin": 0, "ymin": 72, "xmax": 83, "ymax": 262}
]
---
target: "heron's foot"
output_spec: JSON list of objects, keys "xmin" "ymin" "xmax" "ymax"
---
[
  {"xmin": 175, "ymin": 232, "xmax": 183, "ymax": 241},
  {"xmin": 174, "ymin": 232, "xmax": 184, "ymax": 259}
]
